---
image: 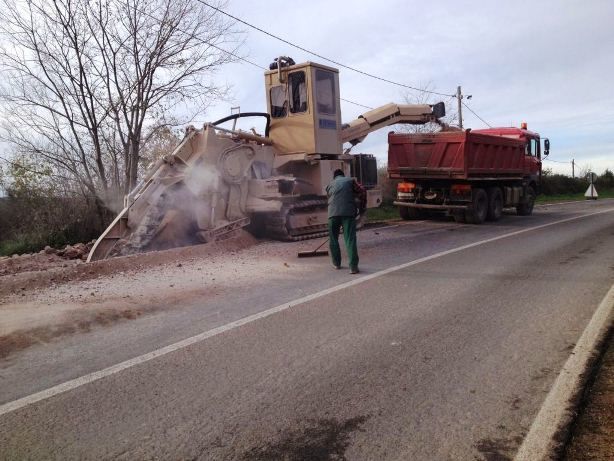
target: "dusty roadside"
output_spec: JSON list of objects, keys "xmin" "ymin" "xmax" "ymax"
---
[
  {"xmin": 0, "ymin": 231, "xmax": 258, "ymax": 300},
  {"xmin": 562, "ymin": 331, "xmax": 613, "ymax": 461},
  {"xmin": 0, "ymin": 230, "xmax": 323, "ymax": 361},
  {"xmin": 0, "ymin": 218, "xmax": 401, "ymax": 362}
]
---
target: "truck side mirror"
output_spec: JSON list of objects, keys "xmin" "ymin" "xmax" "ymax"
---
[{"xmin": 544, "ymin": 138, "xmax": 550, "ymax": 157}]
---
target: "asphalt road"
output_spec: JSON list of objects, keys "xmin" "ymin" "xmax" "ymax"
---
[{"xmin": 1, "ymin": 200, "xmax": 614, "ymax": 460}]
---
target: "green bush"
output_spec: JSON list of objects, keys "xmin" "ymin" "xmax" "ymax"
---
[
  {"xmin": 595, "ymin": 169, "xmax": 614, "ymax": 190},
  {"xmin": 0, "ymin": 236, "xmax": 42, "ymax": 256},
  {"xmin": 0, "ymin": 195, "xmax": 103, "ymax": 256},
  {"xmin": 540, "ymin": 173, "xmax": 586, "ymax": 195},
  {"xmin": 540, "ymin": 169, "xmax": 613, "ymax": 196},
  {"xmin": 377, "ymin": 166, "xmax": 400, "ymax": 205}
]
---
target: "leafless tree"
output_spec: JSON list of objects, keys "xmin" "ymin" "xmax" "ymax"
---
[
  {"xmin": 400, "ymin": 82, "xmax": 458, "ymax": 134},
  {"xmin": 0, "ymin": 0, "xmax": 241, "ymax": 217},
  {"xmin": 577, "ymin": 163, "xmax": 593, "ymax": 181}
]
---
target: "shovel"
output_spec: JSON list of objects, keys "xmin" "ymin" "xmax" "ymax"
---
[{"xmin": 297, "ymin": 238, "xmax": 329, "ymax": 258}]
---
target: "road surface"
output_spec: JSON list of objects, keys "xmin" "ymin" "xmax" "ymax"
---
[{"xmin": 1, "ymin": 200, "xmax": 613, "ymax": 460}]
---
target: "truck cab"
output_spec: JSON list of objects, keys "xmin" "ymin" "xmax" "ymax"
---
[{"xmin": 473, "ymin": 125, "xmax": 549, "ymax": 189}]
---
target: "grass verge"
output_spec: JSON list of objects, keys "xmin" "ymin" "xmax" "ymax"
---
[
  {"xmin": 537, "ymin": 189, "xmax": 614, "ymax": 203},
  {"xmin": 366, "ymin": 190, "xmax": 614, "ymax": 223},
  {"xmin": 366, "ymin": 204, "xmax": 399, "ymax": 222},
  {"xmin": 0, "ymin": 237, "xmax": 45, "ymax": 257}
]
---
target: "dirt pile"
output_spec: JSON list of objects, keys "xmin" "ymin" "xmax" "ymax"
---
[
  {"xmin": 0, "ymin": 240, "xmax": 96, "ymax": 277},
  {"xmin": 0, "ymin": 229, "xmax": 271, "ymax": 360},
  {"xmin": 0, "ymin": 230, "xmax": 259, "ymax": 301},
  {"xmin": 55, "ymin": 242, "xmax": 92, "ymax": 260}
]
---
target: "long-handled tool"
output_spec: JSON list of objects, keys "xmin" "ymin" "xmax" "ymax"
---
[{"xmin": 297, "ymin": 238, "xmax": 329, "ymax": 258}]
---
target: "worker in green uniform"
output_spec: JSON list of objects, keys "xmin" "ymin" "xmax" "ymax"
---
[{"xmin": 326, "ymin": 169, "xmax": 367, "ymax": 274}]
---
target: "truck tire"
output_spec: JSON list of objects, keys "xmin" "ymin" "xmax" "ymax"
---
[
  {"xmin": 399, "ymin": 206, "xmax": 422, "ymax": 220},
  {"xmin": 466, "ymin": 188, "xmax": 488, "ymax": 224},
  {"xmin": 486, "ymin": 187, "xmax": 503, "ymax": 221},
  {"xmin": 516, "ymin": 186, "xmax": 536, "ymax": 216}
]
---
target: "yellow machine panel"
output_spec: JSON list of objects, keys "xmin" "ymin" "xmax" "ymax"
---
[{"xmin": 265, "ymin": 61, "xmax": 341, "ymax": 155}]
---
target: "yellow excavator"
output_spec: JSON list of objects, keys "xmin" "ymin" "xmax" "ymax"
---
[{"xmin": 87, "ymin": 56, "xmax": 446, "ymax": 262}]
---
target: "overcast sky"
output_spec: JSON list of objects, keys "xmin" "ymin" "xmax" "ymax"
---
[{"xmin": 201, "ymin": 0, "xmax": 613, "ymax": 175}]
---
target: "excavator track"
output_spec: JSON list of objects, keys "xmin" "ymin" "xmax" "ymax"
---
[{"xmin": 265, "ymin": 198, "xmax": 329, "ymax": 241}]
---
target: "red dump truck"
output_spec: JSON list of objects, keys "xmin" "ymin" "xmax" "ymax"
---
[{"xmin": 388, "ymin": 126, "xmax": 550, "ymax": 223}]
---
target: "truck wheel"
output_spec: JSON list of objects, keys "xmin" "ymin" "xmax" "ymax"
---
[
  {"xmin": 466, "ymin": 188, "xmax": 488, "ymax": 224},
  {"xmin": 487, "ymin": 188, "xmax": 503, "ymax": 221},
  {"xmin": 399, "ymin": 206, "xmax": 422, "ymax": 220},
  {"xmin": 516, "ymin": 186, "xmax": 536, "ymax": 216}
]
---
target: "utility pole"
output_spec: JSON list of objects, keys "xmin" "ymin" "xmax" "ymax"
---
[
  {"xmin": 457, "ymin": 86, "xmax": 463, "ymax": 130},
  {"xmin": 572, "ymin": 159, "xmax": 575, "ymax": 178}
]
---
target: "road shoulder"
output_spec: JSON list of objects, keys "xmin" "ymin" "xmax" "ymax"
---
[
  {"xmin": 562, "ymin": 329, "xmax": 613, "ymax": 461},
  {"xmin": 514, "ymin": 285, "xmax": 614, "ymax": 460}
]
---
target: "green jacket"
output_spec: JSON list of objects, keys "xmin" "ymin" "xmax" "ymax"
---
[{"xmin": 326, "ymin": 176, "xmax": 357, "ymax": 218}]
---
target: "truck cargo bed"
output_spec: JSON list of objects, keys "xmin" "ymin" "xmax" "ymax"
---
[{"xmin": 388, "ymin": 130, "xmax": 527, "ymax": 180}]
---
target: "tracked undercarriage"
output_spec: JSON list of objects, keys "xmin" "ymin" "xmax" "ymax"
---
[{"xmin": 261, "ymin": 198, "xmax": 329, "ymax": 241}]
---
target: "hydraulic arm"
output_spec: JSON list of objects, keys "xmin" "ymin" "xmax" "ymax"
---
[{"xmin": 341, "ymin": 102, "xmax": 446, "ymax": 146}]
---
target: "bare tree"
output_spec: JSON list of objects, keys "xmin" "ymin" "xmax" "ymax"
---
[
  {"xmin": 577, "ymin": 163, "xmax": 593, "ymax": 180},
  {"xmin": 137, "ymin": 125, "xmax": 182, "ymax": 176},
  {"xmin": 0, "ymin": 0, "xmax": 241, "ymax": 217},
  {"xmin": 400, "ymin": 82, "xmax": 458, "ymax": 134}
]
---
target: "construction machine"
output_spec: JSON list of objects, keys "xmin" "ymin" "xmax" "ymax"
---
[{"xmin": 87, "ymin": 57, "xmax": 446, "ymax": 262}]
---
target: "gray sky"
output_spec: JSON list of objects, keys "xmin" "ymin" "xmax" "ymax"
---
[{"xmin": 202, "ymin": 0, "xmax": 613, "ymax": 175}]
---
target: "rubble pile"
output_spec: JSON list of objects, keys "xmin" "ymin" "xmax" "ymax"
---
[
  {"xmin": 48, "ymin": 241, "xmax": 94, "ymax": 260},
  {"xmin": 0, "ymin": 240, "xmax": 96, "ymax": 276}
]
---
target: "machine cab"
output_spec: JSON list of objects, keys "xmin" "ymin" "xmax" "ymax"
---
[{"xmin": 265, "ymin": 57, "xmax": 342, "ymax": 156}]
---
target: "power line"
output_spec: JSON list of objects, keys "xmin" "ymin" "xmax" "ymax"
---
[
  {"xmin": 141, "ymin": 3, "xmax": 505, "ymax": 118},
  {"xmin": 462, "ymin": 101, "xmax": 492, "ymax": 127},
  {"xmin": 134, "ymin": 5, "xmax": 374, "ymax": 112},
  {"xmin": 341, "ymin": 99, "xmax": 373, "ymax": 110},
  {"xmin": 196, "ymin": 0, "xmax": 454, "ymax": 98},
  {"xmin": 544, "ymin": 158, "xmax": 572, "ymax": 164},
  {"xmin": 198, "ymin": 1, "xmax": 496, "ymax": 124}
]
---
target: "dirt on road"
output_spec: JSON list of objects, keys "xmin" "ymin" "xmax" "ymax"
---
[{"xmin": 1, "ymin": 230, "xmax": 310, "ymax": 360}]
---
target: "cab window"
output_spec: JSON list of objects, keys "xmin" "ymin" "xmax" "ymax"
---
[
  {"xmin": 288, "ymin": 71, "xmax": 307, "ymax": 114},
  {"xmin": 531, "ymin": 139, "xmax": 540, "ymax": 157},
  {"xmin": 270, "ymin": 85, "xmax": 287, "ymax": 118},
  {"xmin": 315, "ymin": 70, "xmax": 336, "ymax": 115},
  {"xmin": 526, "ymin": 138, "xmax": 539, "ymax": 157}
]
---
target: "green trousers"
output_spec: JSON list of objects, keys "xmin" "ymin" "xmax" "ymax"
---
[{"xmin": 328, "ymin": 216, "xmax": 358, "ymax": 270}]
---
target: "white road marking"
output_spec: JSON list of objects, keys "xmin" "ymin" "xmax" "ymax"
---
[
  {"xmin": 1, "ymin": 207, "xmax": 613, "ymax": 417},
  {"xmin": 536, "ymin": 197, "xmax": 614, "ymax": 207},
  {"xmin": 536, "ymin": 200, "xmax": 593, "ymax": 207},
  {"xmin": 514, "ymin": 283, "xmax": 614, "ymax": 461}
]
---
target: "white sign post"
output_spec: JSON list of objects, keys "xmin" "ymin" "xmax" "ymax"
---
[{"xmin": 584, "ymin": 172, "xmax": 598, "ymax": 200}]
